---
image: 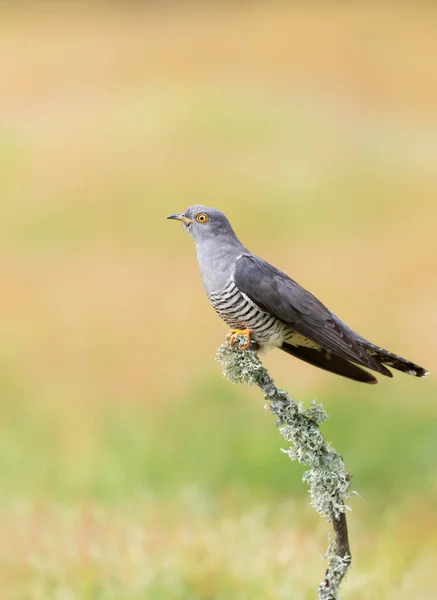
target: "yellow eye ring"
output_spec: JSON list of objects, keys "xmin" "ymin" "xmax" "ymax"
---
[{"xmin": 196, "ymin": 213, "xmax": 209, "ymax": 223}]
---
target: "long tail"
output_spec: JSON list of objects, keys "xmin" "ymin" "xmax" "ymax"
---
[
  {"xmin": 359, "ymin": 342, "xmax": 429, "ymax": 378},
  {"xmin": 281, "ymin": 341, "xmax": 429, "ymax": 384},
  {"xmin": 281, "ymin": 343, "xmax": 379, "ymax": 384}
]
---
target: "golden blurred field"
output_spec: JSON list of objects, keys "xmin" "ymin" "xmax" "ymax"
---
[{"xmin": 0, "ymin": 3, "xmax": 437, "ymax": 599}]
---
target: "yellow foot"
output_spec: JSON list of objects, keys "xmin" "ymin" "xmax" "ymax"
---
[{"xmin": 229, "ymin": 328, "xmax": 252, "ymax": 350}]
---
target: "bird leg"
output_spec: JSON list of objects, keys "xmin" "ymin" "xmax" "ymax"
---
[{"xmin": 229, "ymin": 328, "xmax": 252, "ymax": 350}]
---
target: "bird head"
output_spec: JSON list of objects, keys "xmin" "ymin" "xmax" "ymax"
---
[{"xmin": 167, "ymin": 205, "xmax": 237, "ymax": 243}]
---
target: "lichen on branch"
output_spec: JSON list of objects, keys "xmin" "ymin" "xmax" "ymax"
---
[{"xmin": 217, "ymin": 334, "xmax": 353, "ymax": 600}]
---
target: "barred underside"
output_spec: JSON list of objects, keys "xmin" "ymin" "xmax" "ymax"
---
[{"xmin": 208, "ymin": 278, "xmax": 289, "ymax": 345}]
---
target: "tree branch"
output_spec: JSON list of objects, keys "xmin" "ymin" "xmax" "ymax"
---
[{"xmin": 217, "ymin": 334, "xmax": 352, "ymax": 599}]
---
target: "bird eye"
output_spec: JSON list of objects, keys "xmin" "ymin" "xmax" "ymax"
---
[{"xmin": 196, "ymin": 213, "xmax": 209, "ymax": 223}]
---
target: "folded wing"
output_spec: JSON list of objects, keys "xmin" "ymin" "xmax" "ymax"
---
[{"xmin": 233, "ymin": 254, "xmax": 392, "ymax": 378}]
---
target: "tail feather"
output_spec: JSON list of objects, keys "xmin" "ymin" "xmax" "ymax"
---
[
  {"xmin": 281, "ymin": 342, "xmax": 379, "ymax": 384},
  {"xmin": 360, "ymin": 343, "xmax": 429, "ymax": 378}
]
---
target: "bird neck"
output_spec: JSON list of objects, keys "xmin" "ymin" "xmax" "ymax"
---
[{"xmin": 195, "ymin": 236, "xmax": 247, "ymax": 295}]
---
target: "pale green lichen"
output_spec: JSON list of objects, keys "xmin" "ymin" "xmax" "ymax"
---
[{"xmin": 217, "ymin": 334, "xmax": 353, "ymax": 600}]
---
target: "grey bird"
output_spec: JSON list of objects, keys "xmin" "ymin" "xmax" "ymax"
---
[{"xmin": 167, "ymin": 205, "xmax": 428, "ymax": 384}]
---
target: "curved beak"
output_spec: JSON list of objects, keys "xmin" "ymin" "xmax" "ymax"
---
[{"xmin": 167, "ymin": 213, "xmax": 193, "ymax": 225}]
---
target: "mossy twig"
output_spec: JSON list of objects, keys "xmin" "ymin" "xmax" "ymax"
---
[{"xmin": 217, "ymin": 334, "xmax": 352, "ymax": 600}]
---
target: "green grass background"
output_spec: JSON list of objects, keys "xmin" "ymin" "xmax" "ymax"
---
[{"xmin": 0, "ymin": 4, "xmax": 436, "ymax": 598}]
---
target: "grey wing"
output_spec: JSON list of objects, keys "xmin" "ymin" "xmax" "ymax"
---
[{"xmin": 234, "ymin": 254, "xmax": 391, "ymax": 376}]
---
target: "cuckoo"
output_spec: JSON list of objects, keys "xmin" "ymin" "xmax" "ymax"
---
[{"xmin": 167, "ymin": 205, "xmax": 428, "ymax": 384}]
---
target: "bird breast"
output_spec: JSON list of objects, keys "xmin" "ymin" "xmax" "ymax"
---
[{"xmin": 208, "ymin": 279, "xmax": 288, "ymax": 346}]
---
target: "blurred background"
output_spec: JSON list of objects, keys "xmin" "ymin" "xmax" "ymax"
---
[{"xmin": 1, "ymin": 3, "xmax": 436, "ymax": 599}]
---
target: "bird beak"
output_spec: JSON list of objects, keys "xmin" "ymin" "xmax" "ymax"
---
[{"xmin": 167, "ymin": 213, "xmax": 193, "ymax": 225}]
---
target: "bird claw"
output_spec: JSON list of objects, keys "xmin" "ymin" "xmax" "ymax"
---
[{"xmin": 229, "ymin": 328, "xmax": 252, "ymax": 350}]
